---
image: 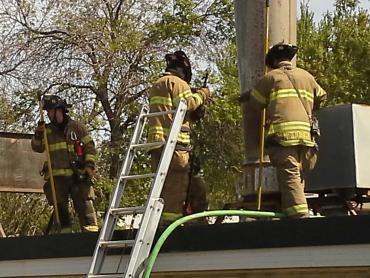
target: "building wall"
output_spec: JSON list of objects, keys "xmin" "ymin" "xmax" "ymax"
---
[{"xmin": 5, "ymin": 267, "xmax": 370, "ymax": 278}]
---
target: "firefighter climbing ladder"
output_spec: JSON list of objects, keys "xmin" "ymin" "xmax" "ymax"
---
[{"xmin": 87, "ymin": 99, "xmax": 187, "ymax": 278}]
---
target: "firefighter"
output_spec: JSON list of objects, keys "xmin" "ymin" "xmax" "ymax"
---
[
  {"xmin": 31, "ymin": 95, "xmax": 98, "ymax": 232},
  {"xmin": 247, "ymin": 43, "xmax": 327, "ymax": 218},
  {"xmin": 148, "ymin": 50, "xmax": 211, "ymax": 222}
]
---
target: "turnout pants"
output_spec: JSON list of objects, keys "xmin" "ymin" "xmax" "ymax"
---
[
  {"xmin": 44, "ymin": 176, "xmax": 98, "ymax": 230},
  {"xmin": 267, "ymin": 145, "xmax": 317, "ymax": 217},
  {"xmin": 150, "ymin": 149, "xmax": 190, "ymax": 215}
]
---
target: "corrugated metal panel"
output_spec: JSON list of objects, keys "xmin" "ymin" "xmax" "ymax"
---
[{"xmin": 0, "ymin": 132, "xmax": 44, "ymax": 193}]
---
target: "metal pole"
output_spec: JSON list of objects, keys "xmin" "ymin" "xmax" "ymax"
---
[{"xmin": 257, "ymin": 0, "xmax": 270, "ymax": 210}]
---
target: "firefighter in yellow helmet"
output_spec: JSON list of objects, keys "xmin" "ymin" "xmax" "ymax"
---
[
  {"xmin": 248, "ymin": 43, "xmax": 327, "ymax": 218},
  {"xmin": 148, "ymin": 51, "xmax": 211, "ymax": 222},
  {"xmin": 31, "ymin": 95, "xmax": 98, "ymax": 232}
]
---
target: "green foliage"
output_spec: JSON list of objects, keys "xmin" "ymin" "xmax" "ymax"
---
[
  {"xmin": 0, "ymin": 96, "xmax": 15, "ymax": 130},
  {"xmin": 4, "ymin": 0, "xmax": 370, "ymax": 235},
  {"xmin": 192, "ymin": 42, "xmax": 243, "ymax": 209},
  {"xmin": 0, "ymin": 193, "xmax": 51, "ymax": 236},
  {"xmin": 150, "ymin": 0, "xmax": 202, "ymax": 42},
  {"xmin": 298, "ymin": 0, "xmax": 370, "ymax": 105}
]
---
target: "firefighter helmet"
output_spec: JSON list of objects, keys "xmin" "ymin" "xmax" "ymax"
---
[
  {"xmin": 42, "ymin": 95, "xmax": 71, "ymax": 110},
  {"xmin": 165, "ymin": 50, "xmax": 192, "ymax": 83},
  {"xmin": 265, "ymin": 43, "xmax": 298, "ymax": 68}
]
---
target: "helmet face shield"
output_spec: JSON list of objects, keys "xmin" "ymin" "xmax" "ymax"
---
[
  {"xmin": 265, "ymin": 43, "xmax": 298, "ymax": 68},
  {"xmin": 42, "ymin": 95, "xmax": 71, "ymax": 110}
]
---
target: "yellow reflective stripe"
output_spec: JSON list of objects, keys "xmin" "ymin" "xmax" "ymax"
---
[
  {"xmin": 81, "ymin": 135, "xmax": 93, "ymax": 145},
  {"xmin": 269, "ymin": 121, "xmax": 311, "ymax": 133},
  {"xmin": 284, "ymin": 204, "xmax": 308, "ymax": 216},
  {"xmin": 49, "ymin": 142, "xmax": 68, "ymax": 151},
  {"xmin": 270, "ymin": 89, "xmax": 313, "ymax": 102},
  {"xmin": 193, "ymin": 93, "xmax": 204, "ymax": 106},
  {"xmin": 268, "ymin": 121, "xmax": 314, "ymax": 146},
  {"xmin": 178, "ymin": 89, "xmax": 192, "ymax": 99},
  {"xmin": 148, "ymin": 126, "xmax": 168, "ymax": 136},
  {"xmin": 316, "ymin": 86, "xmax": 326, "ymax": 98},
  {"xmin": 148, "ymin": 126, "xmax": 190, "ymax": 144},
  {"xmin": 174, "ymin": 92, "xmax": 204, "ymax": 107},
  {"xmin": 150, "ymin": 96, "xmax": 173, "ymax": 106},
  {"xmin": 162, "ymin": 212, "xmax": 182, "ymax": 222},
  {"xmin": 45, "ymin": 168, "xmax": 74, "ymax": 178},
  {"xmin": 279, "ymin": 139, "xmax": 315, "ymax": 147},
  {"xmin": 82, "ymin": 225, "xmax": 99, "ymax": 232},
  {"xmin": 174, "ymin": 91, "xmax": 192, "ymax": 106},
  {"xmin": 85, "ymin": 154, "xmax": 96, "ymax": 162},
  {"xmin": 182, "ymin": 90, "xmax": 193, "ymax": 98},
  {"xmin": 250, "ymin": 89, "xmax": 267, "ymax": 105},
  {"xmin": 177, "ymin": 132, "xmax": 190, "ymax": 142}
]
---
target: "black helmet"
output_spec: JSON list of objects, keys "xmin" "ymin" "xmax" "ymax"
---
[
  {"xmin": 165, "ymin": 50, "xmax": 192, "ymax": 83},
  {"xmin": 265, "ymin": 43, "xmax": 298, "ymax": 68},
  {"xmin": 42, "ymin": 95, "xmax": 71, "ymax": 110}
]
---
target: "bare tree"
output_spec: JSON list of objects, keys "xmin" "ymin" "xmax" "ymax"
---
[{"xmin": 0, "ymin": 0, "xmax": 233, "ymax": 177}]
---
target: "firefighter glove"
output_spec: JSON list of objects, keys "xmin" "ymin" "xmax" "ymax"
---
[
  {"xmin": 197, "ymin": 87, "xmax": 211, "ymax": 101},
  {"xmin": 238, "ymin": 90, "xmax": 251, "ymax": 103},
  {"xmin": 35, "ymin": 121, "xmax": 45, "ymax": 139}
]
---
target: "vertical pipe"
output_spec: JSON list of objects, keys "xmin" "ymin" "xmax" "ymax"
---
[
  {"xmin": 234, "ymin": 0, "xmax": 266, "ymax": 161},
  {"xmin": 257, "ymin": 0, "xmax": 270, "ymax": 210},
  {"xmin": 235, "ymin": 0, "xmax": 297, "ymax": 195},
  {"xmin": 269, "ymin": 0, "xmax": 297, "ymax": 64}
]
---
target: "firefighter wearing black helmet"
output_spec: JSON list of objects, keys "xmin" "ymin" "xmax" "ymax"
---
[
  {"xmin": 249, "ymin": 43, "xmax": 327, "ymax": 218},
  {"xmin": 31, "ymin": 95, "xmax": 98, "ymax": 232},
  {"xmin": 148, "ymin": 51, "xmax": 211, "ymax": 222}
]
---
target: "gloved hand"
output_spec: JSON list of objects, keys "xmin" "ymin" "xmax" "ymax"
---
[
  {"xmin": 35, "ymin": 121, "xmax": 45, "ymax": 139},
  {"xmin": 238, "ymin": 90, "xmax": 251, "ymax": 103},
  {"xmin": 189, "ymin": 105, "xmax": 206, "ymax": 122},
  {"xmin": 197, "ymin": 87, "xmax": 211, "ymax": 101},
  {"xmin": 83, "ymin": 166, "xmax": 96, "ymax": 179}
]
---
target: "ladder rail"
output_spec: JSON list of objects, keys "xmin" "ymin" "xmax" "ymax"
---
[
  {"xmin": 124, "ymin": 99, "xmax": 187, "ymax": 277},
  {"xmin": 147, "ymin": 100, "xmax": 187, "ymax": 200},
  {"xmin": 88, "ymin": 104, "xmax": 150, "ymax": 275},
  {"xmin": 88, "ymin": 99, "xmax": 188, "ymax": 278},
  {"xmin": 111, "ymin": 104, "xmax": 150, "ymax": 209}
]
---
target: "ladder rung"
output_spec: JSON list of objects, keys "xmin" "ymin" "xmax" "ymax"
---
[
  {"xmin": 143, "ymin": 109, "xmax": 176, "ymax": 118},
  {"xmin": 110, "ymin": 206, "xmax": 145, "ymax": 216},
  {"xmin": 100, "ymin": 240, "xmax": 135, "ymax": 249},
  {"xmin": 121, "ymin": 173, "xmax": 156, "ymax": 180},
  {"xmin": 88, "ymin": 101, "xmax": 187, "ymax": 277},
  {"xmin": 88, "ymin": 274, "xmax": 123, "ymax": 278},
  {"xmin": 131, "ymin": 141, "xmax": 165, "ymax": 149}
]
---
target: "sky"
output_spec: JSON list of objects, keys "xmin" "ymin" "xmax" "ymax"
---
[{"xmin": 299, "ymin": 0, "xmax": 370, "ymax": 22}]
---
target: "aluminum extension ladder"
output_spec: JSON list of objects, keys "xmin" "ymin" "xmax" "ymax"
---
[{"xmin": 87, "ymin": 99, "xmax": 187, "ymax": 278}]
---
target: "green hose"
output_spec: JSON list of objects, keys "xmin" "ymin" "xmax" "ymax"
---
[{"xmin": 143, "ymin": 210, "xmax": 284, "ymax": 277}]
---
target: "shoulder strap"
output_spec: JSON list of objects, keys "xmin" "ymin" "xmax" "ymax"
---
[{"xmin": 281, "ymin": 68, "xmax": 312, "ymax": 123}]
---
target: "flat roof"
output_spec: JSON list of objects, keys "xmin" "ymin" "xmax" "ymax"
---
[
  {"xmin": 1, "ymin": 215, "xmax": 370, "ymax": 277},
  {"xmin": 2, "ymin": 215, "xmax": 370, "ymax": 260}
]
